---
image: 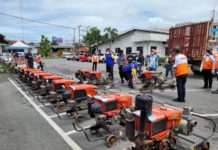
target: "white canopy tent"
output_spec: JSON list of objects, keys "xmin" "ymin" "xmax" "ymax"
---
[{"xmin": 8, "ymin": 41, "xmax": 37, "ymax": 53}]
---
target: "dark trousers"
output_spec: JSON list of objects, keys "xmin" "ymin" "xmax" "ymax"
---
[
  {"xmin": 92, "ymin": 62, "xmax": 97, "ymax": 71},
  {"xmin": 119, "ymin": 66, "xmax": 125, "ymax": 82},
  {"xmin": 127, "ymin": 71, "xmax": 133, "ymax": 88},
  {"xmin": 176, "ymin": 74, "xmax": 187, "ymax": 101},
  {"xmin": 165, "ymin": 67, "xmax": 173, "ymax": 78},
  {"xmin": 38, "ymin": 62, "xmax": 43, "ymax": 71},
  {"xmin": 203, "ymin": 69, "xmax": 213, "ymax": 88},
  {"xmin": 106, "ymin": 64, "xmax": 114, "ymax": 81}
]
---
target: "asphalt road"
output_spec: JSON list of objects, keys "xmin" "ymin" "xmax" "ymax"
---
[{"xmin": 0, "ymin": 58, "xmax": 218, "ymax": 150}]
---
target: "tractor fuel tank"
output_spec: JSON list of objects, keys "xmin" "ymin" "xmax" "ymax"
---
[{"xmin": 135, "ymin": 94, "xmax": 153, "ymax": 116}]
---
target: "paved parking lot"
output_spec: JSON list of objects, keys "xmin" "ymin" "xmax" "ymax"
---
[{"xmin": 1, "ymin": 58, "xmax": 218, "ymax": 150}]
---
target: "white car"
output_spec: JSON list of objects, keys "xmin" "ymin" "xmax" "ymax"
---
[
  {"xmin": 65, "ymin": 53, "xmax": 75, "ymax": 60},
  {"xmin": 98, "ymin": 53, "xmax": 105, "ymax": 63}
]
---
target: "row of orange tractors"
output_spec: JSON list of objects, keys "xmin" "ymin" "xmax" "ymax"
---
[{"xmin": 12, "ymin": 66, "xmax": 212, "ymax": 150}]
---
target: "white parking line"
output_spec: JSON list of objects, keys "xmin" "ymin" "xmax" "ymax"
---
[
  {"xmin": 9, "ymin": 78, "xmax": 82, "ymax": 150},
  {"xmin": 66, "ymin": 130, "xmax": 77, "ymax": 135},
  {"xmin": 109, "ymin": 89, "xmax": 218, "ymax": 117}
]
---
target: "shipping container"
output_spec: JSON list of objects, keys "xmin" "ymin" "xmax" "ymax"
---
[{"xmin": 168, "ymin": 21, "xmax": 218, "ymax": 74}]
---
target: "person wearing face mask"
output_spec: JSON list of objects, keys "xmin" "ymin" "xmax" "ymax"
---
[
  {"xmin": 200, "ymin": 47, "xmax": 215, "ymax": 89},
  {"xmin": 147, "ymin": 50, "xmax": 158, "ymax": 71},
  {"xmin": 105, "ymin": 48, "xmax": 115, "ymax": 81}
]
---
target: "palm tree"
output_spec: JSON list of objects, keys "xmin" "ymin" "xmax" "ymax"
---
[
  {"xmin": 104, "ymin": 27, "xmax": 118, "ymax": 49},
  {"xmin": 83, "ymin": 27, "xmax": 102, "ymax": 53}
]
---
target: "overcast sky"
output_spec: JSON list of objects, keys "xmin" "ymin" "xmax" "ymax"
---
[{"xmin": 0, "ymin": 0, "xmax": 218, "ymax": 43}]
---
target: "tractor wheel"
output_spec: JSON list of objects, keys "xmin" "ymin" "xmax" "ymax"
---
[
  {"xmin": 106, "ymin": 134, "xmax": 117, "ymax": 148},
  {"xmin": 75, "ymin": 115, "xmax": 83, "ymax": 123}
]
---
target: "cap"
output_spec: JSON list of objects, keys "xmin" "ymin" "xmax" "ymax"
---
[{"xmin": 173, "ymin": 46, "xmax": 181, "ymax": 53}]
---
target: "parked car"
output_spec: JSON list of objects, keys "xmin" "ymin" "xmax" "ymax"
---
[
  {"xmin": 65, "ymin": 53, "xmax": 75, "ymax": 60},
  {"xmin": 79, "ymin": 54, "xmax": 92, "ymax": 62},
  {"xmin": 88, "ymin": 55, "xmax": 93, "ymax": 62},
  {"xmin": 98, "ymin": 53, "xmax": 105, "ymax": 63},
  {"xmin": 62, "ymin": 52, "xmax": 71, "ymax": 58},
  {"xmin": 74, "ymin": 53, "xmax": 85, "ymax": 61}
]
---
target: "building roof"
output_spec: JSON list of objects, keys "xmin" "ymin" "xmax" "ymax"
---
[
  {"xmin": 98, "ymin": 28, "xmax": 169, "ymax": 46},
  {"xmin": 78, "ymin": 46, "xmax": 88, "ymax": 52},
  {"xmin": 119, "ymin": 28, "xmax": 169, "ymax": 37}
]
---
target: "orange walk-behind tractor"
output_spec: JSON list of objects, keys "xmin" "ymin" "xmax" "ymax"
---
[
  {"xmin": 40, "ymin": 75, "xmax": 63, "ymax": 96},
  {"xmin": 139, "ymin": 71, "xmax": 175, "ymax": 92},
  {"xmin": 75, "ymin": 69, "xmax": 110, "ymax": 85},
  {"xmin": 73, "ymin": 93, "xmax": 133, "ymax": 147},
  {"xmin": 50, "ymin": 84, "xmax": 98, "ymax": 120},
  {"xmin": 125, "ymin": 94, "xmax": 211, "ymax": 150}
]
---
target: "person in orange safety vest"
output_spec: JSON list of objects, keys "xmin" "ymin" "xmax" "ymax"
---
[
  {"xmin": 36, "ymin": 54, "xmax": 44, "ymax": 71},
  {"xmin": 200, "ymin": 47, "xmax": 214, "ymax": 89},
  {"xmin": 212, "ymin": 53, "xmax": 218, "ymax": 94},
  {"xmin": 92, "ymin": 53, "xmax": 99, "ymax": 71},
  {"xmin": 173, "ymin": 46, "xmax": 189, "ymax": 103}
]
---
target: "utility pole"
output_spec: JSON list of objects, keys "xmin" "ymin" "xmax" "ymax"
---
[
  {"xmin": 78, "ymin": 25, "xmax": 82, "ymax": 50},
  {"xmin": 211, "ymin": 9, "xmax": 215, "ymax": 22},
  {"xmin": 73, "ymin": 28, "xmax": 76, "ymax": 52}
]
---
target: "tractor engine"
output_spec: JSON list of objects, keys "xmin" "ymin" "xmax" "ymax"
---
[
  {"xmin": 125, "ymin": 94, "xmax": 197, "ymax": 150},
  {"xmin": 140, "ymin": 71, "xmax": 158, "ymax": 84},
  {"xmin": 75, "ymin": 70, "xmax": 90, "ymax": 82}
]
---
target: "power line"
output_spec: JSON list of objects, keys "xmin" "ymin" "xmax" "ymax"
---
[
  {"xmin": 0, "ymin": 11, "xmax": 76, "ymax": 30},
  {"xmin": 19, "ymin": 0, "xmax": 24, "ymax": 41}
]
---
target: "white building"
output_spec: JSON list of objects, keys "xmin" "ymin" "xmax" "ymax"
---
[{"xmin": 98, "ymin": 29, "xmax": 169, "ymax": 57}]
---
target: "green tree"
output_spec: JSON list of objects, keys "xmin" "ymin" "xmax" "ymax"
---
[
  {"xmin": 104, "ymin": 27, "xmax": 118, "ymax": 49},
  {"xmin": 39, "ymin": 35, "xmax": 52, "ymax": 57},
  {"xmin": 83, "ymin": 27, "xmax": 102, "ymax": 53}
]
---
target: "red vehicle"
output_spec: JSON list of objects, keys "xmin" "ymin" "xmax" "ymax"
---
[
  {"xmin": 51, "ymin": 79, "xmax": 75, "ymax": 92},
  {"xmin": 88, "ymin": 93, "xmax": 132, "ymax": 117},
  {"xmin": 75, "ymin": 69, "xmax": 110, "ymax": 85},
  {"xmin": 73, "ymin": 93, "xmax": 132, "ymax": 147},
  {"xmin": 79, "ymin": 54, "xmax": 92, "ymax": 62},
  {"xmin": 168, "ymin": 21, "xmax": 218, "ymax": 74},
  {"xmin": 32, "ymin": 72, "xmax": 53, "ymax": 90},
  {"xmin": 51, "ymin": 83, "xmax": 98, "ymax": 120},
  {"xmin": 124, "ymin": 94, "xmax": 205, "ymax": 150},
  {"xmin": 40, "ymin": 75, "xmax": 63, "ymax": 96},
  {"xmin": 41, "ymin": 75, "xmax": 63, "ymax": 86}
]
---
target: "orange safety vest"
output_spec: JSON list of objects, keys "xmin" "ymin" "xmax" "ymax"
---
[
  {"xmin": 92, "ymin": 56, "xmax": 98, "ymax": 62},
  {"xmin": 215, "ymin": 57, "xmax": 218, "ymax": 69},
  {"xmin": 175, "ymin": 54, "xmax": 189, "ymax": 77},
  {"xmin": 202, "ymin": 56, "xmax": 213, "ymax": 70},
  {"xmin": 36, "ymin": 56, "xmax": 42, "ymax": 62}
]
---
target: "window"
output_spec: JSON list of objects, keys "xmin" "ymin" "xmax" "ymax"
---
[
  {"xmin": 137, "ymin": 46, "xmax": 143, "ymax": 54},
  {"xmin": 126, "ymin": 47, "xmax": 132, "ymax": 54},
  {"xmin": 115, "ymin": 48, "xmax": 120, "ymax": 53}
]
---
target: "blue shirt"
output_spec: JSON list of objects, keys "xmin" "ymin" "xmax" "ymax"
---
[{"xmin": 105, "ymin": 54, "xmax": 114, "ymax": 65}]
